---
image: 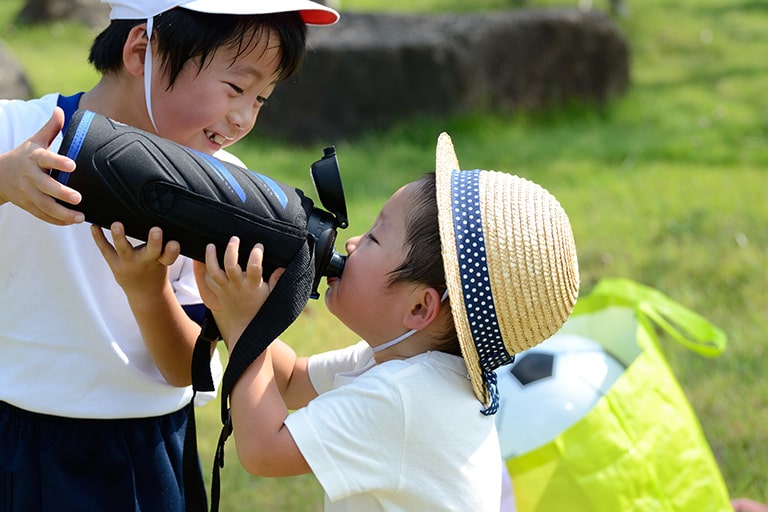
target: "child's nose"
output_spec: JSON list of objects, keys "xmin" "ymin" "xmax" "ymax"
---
[
  {"xmin": 228, "ymin": 102, "xmax": 257, "ymax": 133},
  {"xmin": 227, "ymin": 108, "xmax": 244, "ymax": 131},
  {"xmin": 345, "ymin": 235, "xmax": 361, "ymax": 254}
]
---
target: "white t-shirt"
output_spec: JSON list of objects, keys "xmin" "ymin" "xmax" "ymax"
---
[
  {"xmin": 0, "ymin": 93, "xmax": 225, "ymax": 418},
  {"xmin": 284, "ymin": 341, "xmax": 503, "ymax": 511}
]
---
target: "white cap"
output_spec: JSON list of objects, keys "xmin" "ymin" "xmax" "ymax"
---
[{"xmin": 104, "ymin": 0, "xmax": 339, "ymax": 25}]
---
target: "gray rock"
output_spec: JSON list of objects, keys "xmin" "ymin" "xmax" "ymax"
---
[
  {"xmin": 255, "ymin": 9, "xmax": 630, "ymax": 143},
  {"xmin": 16, "ymin": 0, "xmax": 109, "ymax": 28},
  {"xmin": 0, "ymin": 43, "xmax": 32, "ymax": 100}
]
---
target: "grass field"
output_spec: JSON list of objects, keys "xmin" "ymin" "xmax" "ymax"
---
[{"xmin": 2, "ymin": 0, "xmax": 766, "ymax": 509}]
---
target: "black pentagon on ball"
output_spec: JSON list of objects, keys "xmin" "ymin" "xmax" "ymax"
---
[{"xmin": 510, "ymin": 352, "xmax": 555, "ymax": 385}]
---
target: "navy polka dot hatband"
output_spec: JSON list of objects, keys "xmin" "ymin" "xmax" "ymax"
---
[{"xmin": 435, "ymin": 133, "xmax": 580, "ymax": 414}]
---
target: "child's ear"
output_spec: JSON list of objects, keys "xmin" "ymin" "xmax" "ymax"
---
[
  {"xmin": 122, "ymin": 24, "xmax": 150, "ymax": 78},
  {"xmin": 403, "ymin": 287, "xmax": 443, "ymax": 331}
]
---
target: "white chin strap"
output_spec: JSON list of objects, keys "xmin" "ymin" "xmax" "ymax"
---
[
  {"xmin": 372, "ymin": 290, "xmax": 450, "ymax": 354},
  {"xmin": 143, "ymin": 17, "xmax": 159, "ymax": 134},
  {"xmin": 372, "ymin": 328, "xmax": 417, "ymax": 354}
]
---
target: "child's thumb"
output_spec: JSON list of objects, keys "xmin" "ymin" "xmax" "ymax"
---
[
  {"xmin": 34, "ymin": 107, "xmax": 66, "ymax": 149},
  {"xmin": 268, "ymin": 267, "xmax": 286, "ymax": 291}
]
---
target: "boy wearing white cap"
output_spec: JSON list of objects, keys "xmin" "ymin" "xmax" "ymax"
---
[
  {"xmin": 195, "ymin": 133, "xmax": 580, "ymax": 510},
  {"xmin": 0, "ymin": 1, "xmax": 338, "ymax": 510}
]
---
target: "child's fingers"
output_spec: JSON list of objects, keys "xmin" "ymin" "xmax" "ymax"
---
[
  {"xmin": 36, "ymin": 149, "xmax": 76, "ymax": 177},
  {"xmin": 109, "ymin": 222, "xmax": 139, "ymax": 258},
  {"xmin": 141, "ymin": 226, "xmax": 163, "ymax": 260},
  {"xmin": 36, "ymin": 108, "xmax": 66, "ymax": 149},
  {"xmin": 37, "ymin": 155, "xmax": 81, "ymax": 208},
  {"xmin": 245, "ymin": 243, "xmax": 265, "ymax": 280},
  {"xmin": 223, "ymin": 236, "xmax": 243, "ymax": 279},
  {"xmin": 192, "ymin": 260, "xmax": 207, "ymax": 286},
  {"xmin": 205, "ymin": 242, "xmax": 235, "ymax": 289},
  {"xmin": 139, "ymin": 226, "xmax": 178, "ymax": 266},
  {"xmin": 90, "ymin": 224, "xmax": 115, "ymax": 262},
  {"xmin": 193, "ymin": 259, "xmax": 222, "ymax": 310},
  {"xmin": 204, "ymin": 243, "xmax": 223, "ymax": 275},
  {"xmin": 159, "ymin": 239, "xmax": 181, "ymax": 266},
  {"xmin": 267, "ymin": 267, "xmax": 285, "ymax": 291},
  {"xmin": 38, "ymin": 152, "xmax": 76, "ymax": 175},
  {"xmin": 31, "ymin": 109, "xmax": 82, "ymax": 210},
  {"xmin": 23, "ymin": 194, "xmax": 79, "ymax": 226}
]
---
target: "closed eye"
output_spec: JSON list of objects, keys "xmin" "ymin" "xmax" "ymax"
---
[
  {"xmin": 228, "ymin": 83, "xmax": 244, "ymax": 94},
  {"xmin": 366, "ymin": 233, "xmax": 379, "ymax": 244}
]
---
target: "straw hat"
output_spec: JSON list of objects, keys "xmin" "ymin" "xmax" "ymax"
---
[{"xmin": 435, "ymin": 133, "xmax": 580, "ymax": 415}]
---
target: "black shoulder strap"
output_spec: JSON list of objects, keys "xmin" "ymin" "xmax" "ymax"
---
[
  {"xmin": 213, "ymin": 240, "xmax": 314, "ymax": 512},
  {"xmin": 184, "ymin": 309, "xmax": 221, "ymax": 512},
  {"xmin": 185, "ymin": 240, "xmax": 315, "ymax": 512}
]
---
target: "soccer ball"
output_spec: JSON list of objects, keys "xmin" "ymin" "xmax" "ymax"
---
[{"xmin": 495, "ymin": 333, "xmax": 626, "ymax": 459}]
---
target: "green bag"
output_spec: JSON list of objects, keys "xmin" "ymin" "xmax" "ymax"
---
[{"xmin": 506, "ymin": 278, "xmax": 731, "ymax": 511}]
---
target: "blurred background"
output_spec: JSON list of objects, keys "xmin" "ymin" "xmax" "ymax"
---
[{"xmin": 2, "ymin": 0, "xmax": 766, "ymax": 509}]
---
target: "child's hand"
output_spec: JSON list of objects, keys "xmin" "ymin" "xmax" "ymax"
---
[
  {"xmin": 91, "ymin": 222, "xmax": 181, "ymax": 298},
  {"xmin": 192, "ymin": 236, "xmax": 284, "ymax": 348},
  {"xmin": 0, "ymin": 107, "xmax": 84, "ymax": 225}
]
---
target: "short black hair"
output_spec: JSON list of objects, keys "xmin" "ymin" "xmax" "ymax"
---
[
  {"xmin": 88, "ymin": 8, "xmax": 306, "ymax": 88},
  {"xmin": 389, "ymin": 173, "xmax": 443, "ymax": 290},
  {"xmin": 389, "ymin": 173, "xmax": 461, "ymax": 355}
]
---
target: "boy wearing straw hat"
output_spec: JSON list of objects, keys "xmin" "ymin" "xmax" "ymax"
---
[
  {"xmin": 195, "ymin": 132, "xmax": 580, "ymax": 510},
  {"xmin": 0, "ymin": 1, "xmax": 338, "ymax": 509}
]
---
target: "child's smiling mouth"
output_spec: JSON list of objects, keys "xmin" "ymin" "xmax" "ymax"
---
[{"xmin": 205, "ymin": 129, "xmax": 232, "ymax": 146}]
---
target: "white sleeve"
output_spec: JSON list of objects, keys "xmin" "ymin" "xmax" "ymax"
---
[
  {"xmin": 167, "ymin": 255, "xmax": 202, "ymax": 306},
  {"xmin": 307, "ymin": 341, "xmax": 370, "ymax": 394},
  {"xmin": 284, "ymin": 366, "xmax": 405, "ymax": 501},
  {"xmin": 0, "ymin": 94, "xmax": 61, "ymax": 153}
]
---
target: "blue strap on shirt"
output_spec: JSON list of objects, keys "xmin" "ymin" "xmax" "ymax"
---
[{"xmin": 56, "ymin": 92, "xmax": 85, "ymax": 133}]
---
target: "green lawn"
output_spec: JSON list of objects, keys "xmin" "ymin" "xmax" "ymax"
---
[{"xmin": 2, "ymin": 0, "xmax": 766, "ymax": 508}]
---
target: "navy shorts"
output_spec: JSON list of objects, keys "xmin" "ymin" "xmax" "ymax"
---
[{"xmin": 0, "ymin": 401, "xmax": 197, "ymax": 512}]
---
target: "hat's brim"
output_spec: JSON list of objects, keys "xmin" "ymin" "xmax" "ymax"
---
[
  {"xmin": 435, "ymin": 133, "xmax": 490, "ymax": 407},
  {"xmin": 181, "ymin": 0, "xmax": 339, "ymax": 24},
  {"xmin": 110, "ymin": 0, "xmax": 340, "ymax": 25}
]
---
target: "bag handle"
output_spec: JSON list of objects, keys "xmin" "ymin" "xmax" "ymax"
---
[{"xmin": 572, "ymin": 278, "xmax": 727, "ymax": 357}]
